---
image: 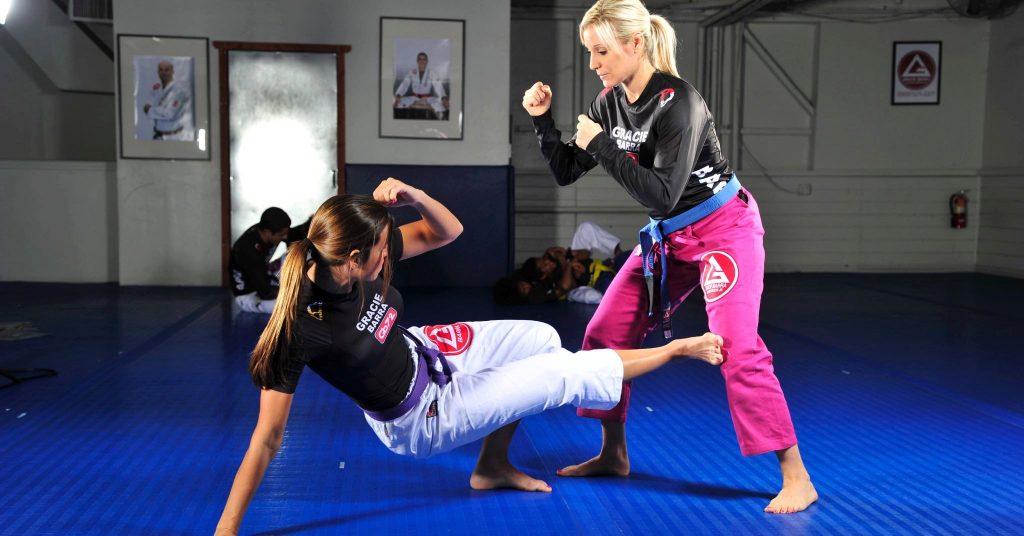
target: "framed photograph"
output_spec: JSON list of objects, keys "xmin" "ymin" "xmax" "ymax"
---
[
  {"xmin": 892, "ymin": 41, "xmax": 941, "ymax": 105},
  {"xmin": 117, "ymin": 34, "xmax": 210, "ymax": 159},
  {"xmin": 379, "ymin": 17, "xmax": 464, "ymax": 140}
]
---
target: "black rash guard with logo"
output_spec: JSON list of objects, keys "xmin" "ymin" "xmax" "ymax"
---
[
  {"xmin": 532, "ymin": 71, "xmax": 734, "ymax": 220},
  {"xmin": 267, "ymin": 229, "xmax": 414, "ymax": 413}
]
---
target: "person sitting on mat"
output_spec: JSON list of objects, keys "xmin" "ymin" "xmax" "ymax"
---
[
  {"xmin": 228, "ymin": 207, "xmax": 292, "ymax": 314},
  {"xmin": 215, "ymin": 177, "xmax": 724, "ymax": 535}
]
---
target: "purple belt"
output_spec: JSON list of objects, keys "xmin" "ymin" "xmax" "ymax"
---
[{"xmin": 364, "ymin": 329, "xmax": 452, "ymax": 422}]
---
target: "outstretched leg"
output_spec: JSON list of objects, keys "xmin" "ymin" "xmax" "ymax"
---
[
  {"xmin": 443, "ymin": 333, "xmax": 722, "ymax": 489},
  {"xmin": 471, "ymin": 421, "xmax": 552, "ymax": 492}
]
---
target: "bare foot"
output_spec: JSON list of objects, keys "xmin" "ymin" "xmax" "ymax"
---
[
  {"xmin": 673, "ymin": 332, "xmax": 724, "ymax": 365},
  {"xmin": 556, "ymin": 453, "xmax": 630, "ymax": 477},
  {"xmin": 765, "ymin": 479, "xmax": 818, "ymax": 514},
  {"xmin": 470, "ymin": 462, "xmax": 551, "ymax": 492}
]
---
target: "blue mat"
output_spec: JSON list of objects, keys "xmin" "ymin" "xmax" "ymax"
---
[{"xmin": 1, "ymin": 274, "xmax": 1022, "ymax": 535}]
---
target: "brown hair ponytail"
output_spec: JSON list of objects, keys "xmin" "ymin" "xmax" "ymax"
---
[
  {"xmin": 249, "ymin": 239, "xmax": 310, "ymax": 388},
  {"xmin": 248, "ymin": 195, "xmax": 395, "ymax": 389}
]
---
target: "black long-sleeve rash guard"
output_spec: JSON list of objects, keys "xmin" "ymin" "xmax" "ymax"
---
[{"xmin": 532, "ymin": 71, "xmax": 733, "ymax": 220}]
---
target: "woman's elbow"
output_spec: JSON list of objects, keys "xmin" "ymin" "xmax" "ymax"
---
[{"xmin": 252, "ymin": 426, "xmax": 285, "ymax": 453}]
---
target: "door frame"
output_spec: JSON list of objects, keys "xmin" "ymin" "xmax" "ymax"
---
[{"xmin": 212, "ymin": 41, "xmax": 351, "ymax": 287}]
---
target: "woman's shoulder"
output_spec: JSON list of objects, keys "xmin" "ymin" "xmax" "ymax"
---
[{"xmin": 654, "ymin": 72, "xmax": 703, "ymax": 100}]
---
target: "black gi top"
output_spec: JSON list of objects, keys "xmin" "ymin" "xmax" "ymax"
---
[
  {"xmin": 267, "ymin": 229, "xmax": 414, "ymax": 413},
  {"xmin": 229, "ymin": 225, "xmax": 280, "ymax": 299},
  {"xmin": 532, "ymin": 71, "xmax": 734, "ymax": 220}
]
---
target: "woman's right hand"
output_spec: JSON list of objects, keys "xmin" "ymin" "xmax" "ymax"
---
[{"xmin": 522, "ymin": 81, "xmax": 553, "ymax": 116}]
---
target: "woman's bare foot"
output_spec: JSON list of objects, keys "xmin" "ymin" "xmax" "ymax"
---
[
  {"xmin": 470, "ymin": 461, "xmax": 551, "ymax": 492},
  {"xmin": 673, "ymin": 332, "xmax": 724, "ymax": 365},
  {"xmin": 556, "ymin": 452, "xmax": 630, "ymax": 477},
  {"xmin": 765, "ymin": 478, "xmax": 818, "ymax": 514}
]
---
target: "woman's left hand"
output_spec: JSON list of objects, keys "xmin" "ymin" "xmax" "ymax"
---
[
  {"xmin": 575, "ymin": 115, "xmax": 603, "ymax": 150},
  {"xmin": 373, "ymin": 177, "xmax": 422, "ymax": 207}
]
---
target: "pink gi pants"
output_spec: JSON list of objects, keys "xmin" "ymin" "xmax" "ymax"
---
[{"xmin": 579, "ymin": 188, "xmax": 798, "ymax": 456}]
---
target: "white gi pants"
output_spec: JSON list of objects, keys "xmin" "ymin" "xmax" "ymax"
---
[
  {"xmin": 570, "ymin": 221, "xmax": 621, "ymax": 257},
  {"xmin": 234, "ymin": 292, "xmax": 275, "ymax": 314},
  {"xmin": 364, "ymin": 320, "xmax": 623, "ymax": 459}
]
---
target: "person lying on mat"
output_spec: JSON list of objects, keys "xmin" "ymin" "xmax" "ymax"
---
[{"xmin": 215, "ymin": 178, "xmax": 724, "ymax": 535}]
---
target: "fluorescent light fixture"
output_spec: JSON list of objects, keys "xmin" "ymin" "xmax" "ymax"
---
[{"xmin": 0, "ymin": 0, "xmax": 11, "ymax": 25}]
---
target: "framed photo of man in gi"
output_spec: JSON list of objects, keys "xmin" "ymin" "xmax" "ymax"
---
[
  {"xmin": 379, "ymin": 17, "xmax": 464, "ymax": 140},
  {"xmin": 117, "ymin": 35, "xmax": 211, "ymax": 159}
]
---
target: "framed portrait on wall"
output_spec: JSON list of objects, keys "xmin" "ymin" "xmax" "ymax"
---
[
  {"xmin": 379, "ymin": 17, "xmax": 464, "ymax": 140},
  {"xmin": 117, "ymin": 34, "xmax": 211, "ymax": 159},
  {"xmin": 892, "ymin": 41, "xmax": 941, "ymax": 105}
]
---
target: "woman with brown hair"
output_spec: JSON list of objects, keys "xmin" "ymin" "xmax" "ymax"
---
[{"xmin": 215, "ymin": 177, "xmax": 724, "ymax": 534}]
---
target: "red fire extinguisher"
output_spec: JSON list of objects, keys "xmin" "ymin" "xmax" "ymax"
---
[{"xmin": 950, "ymin": 190, "xmax": 968, "ymax": 229}]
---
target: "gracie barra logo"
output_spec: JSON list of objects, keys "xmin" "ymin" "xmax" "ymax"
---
[
  {"xmin": 423, "ymin": 323, "xmax": 474, "ymax": 355},
  {"xmin": 659, "ymin": 88, "xmax": 675, "ymax": 108},
  {"xmin": 700, "ymin": 251, "xmax": 738, "ymax": 302},
  {"xmin": 610, "ymin": 126, "xmax": 649, "ymax": 153},
  {"xmin": 356, "ymin": 293, "xmax": 395, "ymax": 344}
]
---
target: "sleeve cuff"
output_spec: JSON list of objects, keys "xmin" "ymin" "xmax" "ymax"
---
[
  {"xmin": 531, "ymin": 110, "xmax": 556, "ymax": 130},
  {"xmin": 585, "ymin": 132, "xmax": 615, "ymax": 159}
]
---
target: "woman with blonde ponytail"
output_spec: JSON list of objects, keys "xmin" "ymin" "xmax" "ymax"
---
[
  {"xmin": 522, "ymin": 0, "xmax": 817, "ymax": 514},
  {"xmin": 215, "ymin": 177, "xmax": 726, "ymax": 535}
]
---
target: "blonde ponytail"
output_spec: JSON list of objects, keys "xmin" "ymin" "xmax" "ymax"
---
[{"xmin": 648, "ymin": 14, "xmax": 679, "ymax": 77}]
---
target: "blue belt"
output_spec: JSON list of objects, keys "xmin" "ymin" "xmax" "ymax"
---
[
  {"xmin": 638, "ymin": 176, "xmax": 741, "ymax": 338},
  {"xmin": 364, "ymin": 328, "xmax": 452, "ymax": 422}
]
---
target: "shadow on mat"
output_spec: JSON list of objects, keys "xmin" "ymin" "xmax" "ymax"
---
[
  {"xmin": 251, "ymin": 501, "xmax": 433, "ymax": 536},
  {"xmin": 626, "ymin": 472, "xmax": 776, "ymax": 500}
]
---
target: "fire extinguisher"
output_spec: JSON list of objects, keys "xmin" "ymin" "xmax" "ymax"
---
[{"xmin": 950, "ymin": 190, "xmax": 968, "ymax": 229}]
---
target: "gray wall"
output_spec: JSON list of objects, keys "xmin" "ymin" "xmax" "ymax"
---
[
  {"xmin": 0, "ymin": 161, "xmax": 118, "ymax": 282},
  {"xmin": 112, "ymin": 0, "xmax": 510, "ymax": 285},
  {"xmin": 509, "ymin": 7, "xmax": 1008, "ymax": 274},
  {"xmin": 978, "ymin": 7, "xmax": 1024, "ymax": 277},
  {"xmin": 0, "ymin": 29, "xmax": 114, "ymax": 161},
  {"xmin": 1, "ymin": 1, "xmax": 1021, "ymax": 284}
]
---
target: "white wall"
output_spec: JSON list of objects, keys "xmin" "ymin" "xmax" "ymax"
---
[
  {"xmin": 0, "ymin": 161, "xmax": 118, "ymax": 282},
  {"xmin": 978, "ymin": 7, "xmax": 1024, "ymax": 278},
  {"xmin": 813, "ymin": 20, "xmax": 987, "ymax": 171},
  {"xmin": 113, "ymin": 0, "xmax": 510, "ymax": 285}
]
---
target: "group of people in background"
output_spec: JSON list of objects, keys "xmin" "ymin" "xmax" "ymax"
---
[
  {"xmin": 217, "ymin": 1, "xmax": 817, "ymax": 534},
  {"xmin": 493, "ymin": 222, "xmax": 628, "ymax": 305}
]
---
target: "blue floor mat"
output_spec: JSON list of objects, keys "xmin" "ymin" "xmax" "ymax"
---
[{"xmin": 1, "ymin": 274, "xmax": 1022, "ymax": 535}]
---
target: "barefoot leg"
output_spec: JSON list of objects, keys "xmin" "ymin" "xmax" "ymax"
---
[
  {"xmin": 557, "ymin": 419, "xmax": 630, "ymax": 477},
  {"xmin": 559, "ymin": 334, "xmax": 723, "ymax": 478},
  {"xmin": 765, "ymin": 444, "xmax": 818, "ymax": 514},
  {"xmin": 470, "ymin": 421, "xmax": 551, "ymax": 492}
]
